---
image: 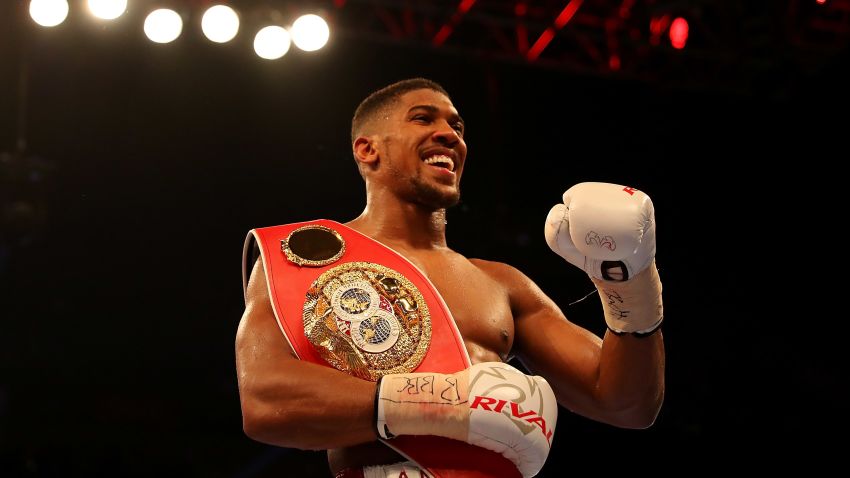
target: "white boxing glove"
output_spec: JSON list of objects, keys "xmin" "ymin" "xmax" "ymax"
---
[
  {"xmin": 544, "ymin": 182, "xmax": 655, "ymax": 281},
  {"xmin": 544, "ymin": 182, "xmax": 663, "ymax": 334},
  {"xmin": 376, "ymin": 362, "xmax": 557, "ymax": 478}
]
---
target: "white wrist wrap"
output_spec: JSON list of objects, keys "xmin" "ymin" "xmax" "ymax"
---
[
  {"xmin": 591, "ymin": 261, "xmax": 663, "ymax": 334},
  {"xmin": 376, "ymin": 370, "xmax": 469, "ymax": 441}
]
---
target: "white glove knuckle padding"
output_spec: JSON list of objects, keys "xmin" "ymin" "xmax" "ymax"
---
[
  {"xmin": 545, "ymin": 182, "xmax": 656, "ymax": 281},
  {"xmin": 467, "ymin": 363, "xmax": 557, "ymax": 477}
]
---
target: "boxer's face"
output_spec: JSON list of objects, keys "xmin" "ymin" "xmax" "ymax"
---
[{"xmin": 375, "ymin": 88, "xmax": 467, "ymax": 209}]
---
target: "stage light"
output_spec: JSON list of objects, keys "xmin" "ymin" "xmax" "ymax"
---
[
  {"xmin": 669, "ymin": 17, "xmax": 688, "ymax": 49},
  {"xmin": 87, "ymin": 0, "xmax": 127, "ymax": 20},
  {"xmin": 254, "ymin": 26, "xmax": 291, "ymax": 60},
  {"xmin": 202, "ymin": 5, "xmax": 240, "ymax": 43},
  {"xmin": 144, "ymin": 9, "xmax": 183, "ymax": 44},
  {"xmin": 291, "ymin": 14, "xmax": 329, "ymax": 52},
  {"xmin": 29, "ymin": 0, "xmax": 69, "ymax": 27}
]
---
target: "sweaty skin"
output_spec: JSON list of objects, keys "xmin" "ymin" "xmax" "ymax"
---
[{"xmin": 235, "ymin": 88, "xmax": 665, "ymax": 475}]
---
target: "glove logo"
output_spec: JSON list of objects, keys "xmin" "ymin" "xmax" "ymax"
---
[
  {"xmin": 468, "ymin": 365, "xmax": 556, "ymax": 446},
  {"xmin": 470, "ymin": 395, "xmax": 554, "ymax": 446},
  {"xmin": 585, "ymin": 231, "xmax": 616, "ymax": 251}
]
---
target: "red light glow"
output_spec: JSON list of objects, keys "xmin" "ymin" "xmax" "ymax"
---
[{"xmin": 669, "ymin": 17, "xmax": 688, "ymax": 49}]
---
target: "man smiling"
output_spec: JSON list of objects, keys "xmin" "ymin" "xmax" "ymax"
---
[{"xmin": 235, "ymin": 78, "xmax": 665, "ymax": 478}]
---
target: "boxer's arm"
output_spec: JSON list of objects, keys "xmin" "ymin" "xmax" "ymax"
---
[
  {"xmin": 235, "ymin": 258, "xmax": 378, "ymax": 450},
  {"xmin": 482, "ymin": 261, "xmax": 664, "ymax": 429}
]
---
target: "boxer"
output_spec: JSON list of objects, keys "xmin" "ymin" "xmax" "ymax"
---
[{"xmin": 236, "ymin": 78, "xmax": 664, "ymax": 478}]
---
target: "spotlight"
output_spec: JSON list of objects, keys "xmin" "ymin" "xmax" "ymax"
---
[
  {"xmin": 669, "ymin": 17, "xmax": 688, "ymax": 49},
  {"xmin": 87, "ymin": 0, "xmax": 127, "ymax": 21},
  {"xmin": 291, "ymin": 14, "xmax": 329, "ymax": 52},
  {"xmin": 202, "ymin": 5, "xmax": 240, "ymax": 44},
  {"xmin": 254, "ymin": 26, "xmax": 292, "ymax": 60},
  {"xmin": 144, "ymin": 9, "xmax": 183, "ymax": 44},
  {"xmin": 29, "ymin": 0, "xmax": 69, "ymax": 27}
]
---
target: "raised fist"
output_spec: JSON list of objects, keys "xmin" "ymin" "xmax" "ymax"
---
[
  {"xmin": 544, "ymin": 182, "xmax": 663, "ymax": 334},
  {"xmin": 544, "ymin": 182, "xmax": 656, "ymax": 282}
]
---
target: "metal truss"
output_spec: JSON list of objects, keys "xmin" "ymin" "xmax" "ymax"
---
[{"xmin": 313, "ymin": 0, "xmax": 850, "ymax": 91}]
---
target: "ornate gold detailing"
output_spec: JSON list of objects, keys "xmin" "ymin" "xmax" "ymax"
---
[
  {"xmin": 281, "ymin": 225, "xmax": 345, "ymax": 267},
  {"xmin": 303, "ymin": 262, "xmax": 432, "ymax": 381}
]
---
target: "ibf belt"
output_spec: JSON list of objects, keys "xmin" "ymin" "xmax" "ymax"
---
[
  {"xmin": 303, "ymin": 260, "xmax": 431, "ymax": 381},
  {"xmin": 243, "ymin": 219, "xmax": 521, "ymax": 478}
]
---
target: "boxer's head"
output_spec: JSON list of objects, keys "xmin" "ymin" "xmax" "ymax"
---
[{"xmin": 351, "ymin": 78, "xmax": 467, "ymax": 210}]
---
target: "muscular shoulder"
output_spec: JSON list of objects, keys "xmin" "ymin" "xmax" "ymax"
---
[
  {"xmin": 239, "ymin": 256, "xmax": 297, "ymax": 359},
  {"xmin": 469, "ymin": 258, "xmax": 564, "ymax": 320},
  {"xmin": 468, "ymin": 258, "xmax": 535, "ymax": 292},
  {"xmin": 245, "ymin": 257, "xmax": 270, "ymax": 310}
]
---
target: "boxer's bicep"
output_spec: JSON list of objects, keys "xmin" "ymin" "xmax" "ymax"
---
[
  {"xmin": 237, "ymin": 257, "xmax": 297, "ymax": 363},
  {"xmin": 235, "ymin": 259, "xmax": 381, "ymax": 449},
  {"xmin": 235, "ymin": 259, "xmax": 298, "ymax": 411},
  {"xmin": 495, "ymin": 265, "xmax": 611, "ymax": 420}
]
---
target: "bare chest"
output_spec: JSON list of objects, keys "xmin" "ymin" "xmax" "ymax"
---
[{"xmin": 402, "ymin": 251, "xmax": 515, "ymax": 362}]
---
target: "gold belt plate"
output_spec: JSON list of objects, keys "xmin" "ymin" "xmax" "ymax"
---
[{"xmin": 303, "ymin": 262, "xmax": 432, "ymax": 381}]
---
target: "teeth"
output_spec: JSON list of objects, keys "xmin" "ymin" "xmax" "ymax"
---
[{"xmin": 423, "ymin": 155, "xmax": 455, "ymax": 171}]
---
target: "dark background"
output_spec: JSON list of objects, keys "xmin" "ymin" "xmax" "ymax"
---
[{"xmin": 0, "ymin": 0, "xmax": 843, "ymax": 476}]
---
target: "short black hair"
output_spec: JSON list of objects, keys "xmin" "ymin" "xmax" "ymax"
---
[{"xmin": 350, "ymin": 78, "xmax": 451, "ymax": 143}]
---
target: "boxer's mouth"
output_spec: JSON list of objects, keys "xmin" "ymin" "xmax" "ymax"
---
[
  {"xmin": 421, "ymin": 148, "xmax": 457, "ymax": 172},
  {"xmin": 423, "ymin": 154, "xmax": 455, "ymax": 172}
]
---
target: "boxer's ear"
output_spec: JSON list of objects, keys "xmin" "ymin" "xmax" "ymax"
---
[{"xmin": 353, "ymin": 136, "xmax": 379, "ymax": 166}]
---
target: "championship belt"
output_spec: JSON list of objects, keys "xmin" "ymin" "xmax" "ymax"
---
[{"xmin": 243, "ymin": 219, "xmax": 522, "ymax": 478}]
